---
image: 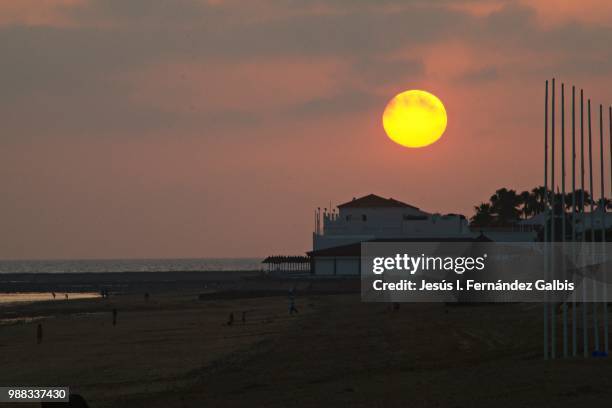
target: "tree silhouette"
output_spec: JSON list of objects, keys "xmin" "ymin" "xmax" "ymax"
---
[
  {"xmin": 530, "ymin": 186, "xmax": 549, "ymax": 214},
  {"xmin": 469, "ymin": 186, "xmax": 602, "ymax": 228},
  {"xmin": 563, "ymin": 189, "xmax": 591, "ymax": 211},
  {"xmin": 489, "ymin": 188, "xmax": 521, "ymax": 226},
  {"xmin": 519, "ymin": 190, "xmax": 540, "ymax": 219},
  {"xmin": 470, "ymin": 203, "xmax": 494, "ymax": 227}
]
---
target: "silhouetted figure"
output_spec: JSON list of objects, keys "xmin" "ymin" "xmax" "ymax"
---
[
  {"xmin": 227, "ymin": 312, "xmax": 234, "ymax": 326},
  {"xmin": 64, "ymin": 294, "xmax": 69, "ymax": 300},
  {"xmin": 144, "ymin": 292, "xmax": 150, "ymax": 302},
  {"xmin": 36, "ymin": 323, "xmax": 43, "ymax": 344},
  {"xmin": 242, "ymin": 311, "xmax": 246, "ymax": 324},
  {"xmin": 288, "ymin": 289, "xmax": 298, "ymax": 314},
  {"xmin": 112, "ymin": 308, "xmax": 117, "ymax": 326},
  {"xmin": 41, "ymin": 393, "xmax": 90, "ymax": 407},
  {"xmin": 51, "ymin": 292, "xmax": 56, "ymax": 299}
]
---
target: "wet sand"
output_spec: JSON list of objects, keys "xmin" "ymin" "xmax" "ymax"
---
[
  {"xmin": 0, "ymin": 275, "xmax": 611, "ymax": 407},
  {"xmin": 0, "ymin": 292, "xmax": 100, "ymax": 306}
]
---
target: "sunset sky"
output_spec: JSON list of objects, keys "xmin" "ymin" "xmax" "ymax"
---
[{"xmin": 2, "ymin": 0, "xmax": 612, "ymax": 259}]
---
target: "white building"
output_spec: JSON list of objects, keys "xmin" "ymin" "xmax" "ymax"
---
[
  {"xmin": 308, "ymin": 194, "xmax": 477, "ymax": 275},
  {"xmin": 313, "ymin": 194, "xmax": 471, "ymax": 251}
]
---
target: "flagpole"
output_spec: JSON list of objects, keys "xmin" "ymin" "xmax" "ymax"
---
[
  {"xmin": 600, "ymin": 104, "xmax": 608, "ymax": 355},
  {"xmin": 562, "ymin": 83, "xmax": 568, "ymax": 358},
  {"xmin": 551, "ymin": 78, "xmax": 557, "ymax": 359},
  {"xmin": 588, "ymin": 99, "xmax": 600, "ymax": 353},
  {"xmin": 572, "ymin": 85, "xmax": 577, "ymax": 357},
  {"xmin": 606, "ymin": 104, "xmax": 612, "ymax": 355},
  {"xmin": 581, "ymin": 90, "xmax": 588, "ymax": 357},
  {"xmin": 607, "ymin": 104, "xmax": 612, "ymax": 354},
  {"xmin": 544, "ymin": 79, "xmax": 550, "ymax": 360}
]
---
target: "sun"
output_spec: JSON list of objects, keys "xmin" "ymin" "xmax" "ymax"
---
[{"xmin": 382, "ymin": 90, "xmax": 447, "ymax": 148}]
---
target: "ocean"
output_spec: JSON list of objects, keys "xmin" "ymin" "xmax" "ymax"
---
[{"xmin": 0, "ymin": 258, "xmax": 263, "ymax": 274}]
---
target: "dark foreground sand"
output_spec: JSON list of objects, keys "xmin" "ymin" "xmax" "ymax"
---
[{"xmin": 0, "ymin": 274, "xmax": 611, "ymax": 407}]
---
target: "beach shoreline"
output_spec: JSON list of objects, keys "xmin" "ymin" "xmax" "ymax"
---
[
  {"xmin": 0, "ymin": 270, "xmax": 263, "ymax": 294},
  {"xmin": 0, "ymin": 292, "xmax": 100, "ymax": 306}
]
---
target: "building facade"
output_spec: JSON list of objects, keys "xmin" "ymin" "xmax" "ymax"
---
[
  {"xmin": 313, "ymin": 194, "xmax": 471, "ymax": 251},
  {"xmin": 309, "ymin": 194, "xmax": 475, "ymax": 275}
]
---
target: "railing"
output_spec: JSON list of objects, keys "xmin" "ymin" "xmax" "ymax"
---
[{"xmin": 262, "ymin": 256, "xmax": 311, "ymax": 274}]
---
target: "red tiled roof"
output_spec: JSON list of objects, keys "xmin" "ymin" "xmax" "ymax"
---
[{"xmin": 337, "ymin": 194, "xmax": 419, "ymax": 209}]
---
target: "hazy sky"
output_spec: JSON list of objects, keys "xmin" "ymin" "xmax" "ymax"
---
[{"xmin": 2, "ymin": 0, "xmax": 612, "ymax": 259}]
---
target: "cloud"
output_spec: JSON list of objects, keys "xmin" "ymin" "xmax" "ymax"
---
[
  {"xmin": 65, "ymin": 0, "xmax": 230, "ymax": 27},
  {"xmin": 352, "ymin": 57, "xmax": 424, "ymax": 85},
  {"xmin": 0, "ymin": 2, "xmax": 467, "ymax": 141},
  {"xmin": 287, "ymin": 90, "xmax": 383, "ymax": 118},
  {"xmin": 457, "ymin": 66, "xmax": 498, "ymax": 84},
  {"xmin": 1, "ymin": 0, "xmax": 611, "ymax": 142}
]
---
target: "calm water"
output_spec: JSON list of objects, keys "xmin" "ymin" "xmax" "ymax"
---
[{"xmin": 0, "ymin": 258, "xmax": 263, "ymax": 274}]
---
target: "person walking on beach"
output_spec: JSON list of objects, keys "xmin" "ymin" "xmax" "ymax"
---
[
  {"xmin": 112, "ymin": 308, "xmax": 117, "ymax": 326},
  {"xmin": 288, "ymin": 289, "xmax": 298, "ymax": 315},
  {"xmin": 36, "ymin": 323, "xmax": 43, "ymax": 344}
]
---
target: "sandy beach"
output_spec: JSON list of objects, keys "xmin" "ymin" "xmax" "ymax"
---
[{"xmin": 0, "ymin": 272, "xmax": 611, "ymax": 407}]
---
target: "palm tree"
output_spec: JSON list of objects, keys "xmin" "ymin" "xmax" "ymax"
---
[
  {"xmin": 470, "ymin": 203, "xmax": 494, "ymax": 227},
  {"xmin": 530, "ymin": 186, "xmax": 550, "ymax": 214},
  {"xmin": 489, "ymin": 188, "xmax": 521, "ymax": 226},
  {"xmin": 563, "ymin": 190, "xmax": 591, "ymax": 211},
  {"xmin": 567, "ymin": 189, "xmax": 591, "ymax": 212},
  {"xmin": 596, "ymin": 197, "xmax": 610, "ymax": 211},
  {"xmin": 519, "ymin": 190, "xmax": 540, "ymax": 219},
  {"xmin": 552, "ymin": 192, "xmax": 567, "ymax": 214},
  {"xmin": 470, "ymin": 186, "xmax": 603, "ymax": 231}
]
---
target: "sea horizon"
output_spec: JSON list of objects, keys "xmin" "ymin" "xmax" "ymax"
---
[{"xmin": 0, "ymin": 257, "xmax": 265, "ymax": 274}]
